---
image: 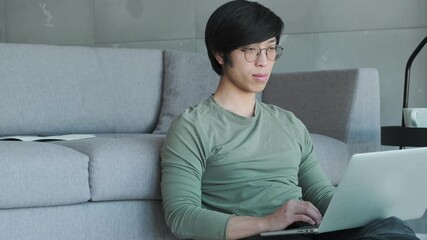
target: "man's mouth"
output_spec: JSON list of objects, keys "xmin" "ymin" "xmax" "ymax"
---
[{"xmin": 252, "ymin": 73, "xmax": 269, "ymax": 82}]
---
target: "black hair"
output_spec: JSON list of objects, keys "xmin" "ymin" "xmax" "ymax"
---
[{"xmin": 205, "ymin": 0, "xmax": 284, "ymax": 75}]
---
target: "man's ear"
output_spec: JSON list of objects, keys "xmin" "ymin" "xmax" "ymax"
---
[{"xmin": 214, "ymin": 52, "xmax": 225, "ymax": 65}]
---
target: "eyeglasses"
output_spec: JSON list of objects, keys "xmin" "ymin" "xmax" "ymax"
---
[{"xmin": 239, "ymin": 45, "xmax": 284, "ymax": 62}]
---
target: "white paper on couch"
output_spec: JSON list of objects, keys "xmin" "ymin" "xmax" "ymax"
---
[{"xmin": 0, "ymin": 134, "xmax": 95, "ymax": 142}]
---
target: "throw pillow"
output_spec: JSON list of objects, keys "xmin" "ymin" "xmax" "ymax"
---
[{"xmin": 153, "ymin": 50, "xmax": 219, "ymax": 134}]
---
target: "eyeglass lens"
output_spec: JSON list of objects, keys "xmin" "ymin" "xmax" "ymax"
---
[{"xmin": 243, "ymin": 45, "xmax": 283, "ymax": 62}]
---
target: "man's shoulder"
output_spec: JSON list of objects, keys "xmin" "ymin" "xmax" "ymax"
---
[
  {"xmin": 259, "ymin": 101, "xmax": 297, "ymax": 120},
  {"xmin": 170, "ymin": 98, "xmax": 215, "ymax": 128},
  {"xmin": 180, "ymin": 98, "xmax": 214, "ymax": 119},
  {"xmin": 258, "ymin": 101, "xmax": 308, "ymax": 132}
]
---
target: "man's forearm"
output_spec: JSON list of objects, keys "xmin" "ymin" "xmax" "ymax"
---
[{"xmin": 226, "ymin": 215, "xmax": 269, "ymax": 240}]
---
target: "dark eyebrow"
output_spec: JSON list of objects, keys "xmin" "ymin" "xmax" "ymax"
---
[
  {"xmin": 242, "ymin": 38, "xmax": 277, "ymax": 48},
  {"xmin": 268, "ymin": 38, "xmax": 277, "ymax": 44}
]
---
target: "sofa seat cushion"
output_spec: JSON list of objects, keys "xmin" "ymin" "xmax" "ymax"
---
[
  {"xmin": 311, "ymin": 134, "xmax": 350, "ymax": 186},
  {"xmin": 54, "ymin": 134, "xmax": 165, "ymax": 202},
  {"xmin": 0, "ymin": 142, "xmax": 90, "ymax": 209}
]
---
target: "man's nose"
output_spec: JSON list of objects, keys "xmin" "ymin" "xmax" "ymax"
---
[{"xmin": 256, "ymin": 50, "xmax": 269, "ymax": 66}]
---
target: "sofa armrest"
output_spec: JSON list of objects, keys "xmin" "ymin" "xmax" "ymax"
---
[{"xmin": 263, "ymin": 68, "xmax": 380, "ymax": 155}]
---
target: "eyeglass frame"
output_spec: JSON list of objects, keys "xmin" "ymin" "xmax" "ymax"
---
[{"xmin": 238, "ymin": 44, "xmax": 284, "ymax": 62}]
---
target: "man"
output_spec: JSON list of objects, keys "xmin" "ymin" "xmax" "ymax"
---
[{"xmin": 161, "ymin": 1, "xmax": 419, "ymax": 239}]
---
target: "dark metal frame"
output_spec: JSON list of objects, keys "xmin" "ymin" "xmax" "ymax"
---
[
  {"xmin": 401, "ymin": 36, "xmax": 427, "ymax": 127},
  {"xmin": 381, "ymin": 36, "xmax": 427, "ymax": 149}
]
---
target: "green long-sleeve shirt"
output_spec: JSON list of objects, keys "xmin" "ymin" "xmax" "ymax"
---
[{"xmin": 161, "ymin": 96, "xmax": 335, "ymax": 240}]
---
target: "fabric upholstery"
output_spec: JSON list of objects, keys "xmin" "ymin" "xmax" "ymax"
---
[
  {"xmin": 0, "ymin": 142, "xmax": 90, "ymax": 208},
  {"xmin": 54, "ymin": 134, "xmax": 165, "ymax": 201},
  {"xmin": 345, "ymin": 68, "xmax": 381, "ymax": 156},
  {"xmin": 264, "ymin": 69, "xmax": 357, "ymax": 141},
  {"xmin": 263, "ymin": 68, "xmax": 380, "ymax": 156},
  {"xmin": 0, "ymin": 200, "xmax": 177, "ymax": 240},
  {"xmin": 0, "ymin": 44, "xmax": 163, "ymax": 136},
  {"xmin": 154, "ymin": 50, "xmax": 219, "ymax": 134},
  {"xmin": 311, "ymin": 134, "xmax": 350, "ymax": 186}
]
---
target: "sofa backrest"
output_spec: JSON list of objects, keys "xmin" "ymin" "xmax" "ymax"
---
[
  {"xmin": 264, "ymin": 68, "xmax": 380, "ymax": 151},
  {"xmin": 0, "ymin": 43, "xmax": 164, "ymax": 136}
]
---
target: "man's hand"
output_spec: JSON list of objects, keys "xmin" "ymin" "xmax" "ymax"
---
[
  {"xmin": 226, "ymin": 199, "xmax": 322, "ymax": 240},
  {"xmin": 261, "ymin": 199, "xmax": 322, "ymax": 232}
]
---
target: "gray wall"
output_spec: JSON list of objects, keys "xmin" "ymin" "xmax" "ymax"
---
[{"xmin": 0, "ymin": 0, "xmax": 426, "ymax": 129}]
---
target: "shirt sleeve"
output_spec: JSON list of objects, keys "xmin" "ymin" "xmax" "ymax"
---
[
  {"xmin": 297, "ymin": 124, "xmax": 336, "ymax": 214},
  {"xmin": 161, "ymin": 117, "xmax": 232, "ymax": 240}
]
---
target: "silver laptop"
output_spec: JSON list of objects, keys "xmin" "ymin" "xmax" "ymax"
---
[{"xmin": 261, "ymin": 147, "xmax": 427, "ymax": 237}]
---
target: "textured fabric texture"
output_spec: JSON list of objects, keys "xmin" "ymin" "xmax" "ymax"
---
[
  {"xmin": 311, "ymin": 134, "xmax": 349, "ymax": 186},
  {"xmin": 263, "ymin": 68, "xmax": 381, "ymax": 157},
  {"xmin": 54, "ymin": 134, "xmax": 165, "ymax": 201},
  {"xmin": 161, "ymin": 97, "xmax": 335, "ymax": 239},
  {"xmin": 345, "ymin": 68, "xmax": 381, "ymax": 156},
  {"xmin": 263, "ymin": 68, "xmax": 380, "ymax": 186},
  {"xmin": 0, "ymin": 200, "xmax": 177, "ymax": 240},
  {"xmin": 153, "ymin": 50, "xmax": 219, "ymax": 134},
  {"xmin": 0, "ymin": 142, "xmax": 90, "ymax": 209},
  {"xmin": 0, "ymin": 43, "xmax": 163, "ymax": 136}
]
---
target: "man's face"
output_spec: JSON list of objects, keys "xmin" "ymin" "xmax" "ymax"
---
[{"xmin": 218, "ymin": 37, "xmax": 278, "ymax": 95}]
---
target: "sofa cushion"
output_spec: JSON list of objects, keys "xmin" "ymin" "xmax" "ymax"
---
[
  {"xmin": 0, "ymin": 43, "xmax": 163, "ymax": 136},
  {"xmin": 54, "ymin": 134, "xmax": 165, "ymax": 201},
  {"xmin": 154, "ymin": 50, "xmax": 219, "ymax": 134},
  {"xmin": 264, "ymin": 70, "xmax": 357, "ymax": 142},
  {"xmin": 311, "ymin": 134, "xmax": 350, "ymax": 186},
  {"xmin": 0, "ymin": 142, "xmax": 90, "ymax": 209},
  {"xmin": 0, "ymin": 201, "xmax": 177, "ymax": 240}
]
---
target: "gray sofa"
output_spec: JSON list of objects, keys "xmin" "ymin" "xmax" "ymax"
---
[{"xmin": 0, "ymin": 43, "xmax": 380, "ymax": 240}]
